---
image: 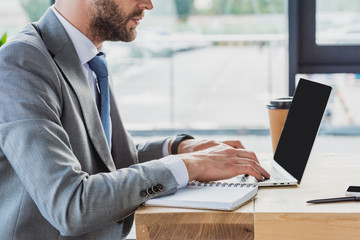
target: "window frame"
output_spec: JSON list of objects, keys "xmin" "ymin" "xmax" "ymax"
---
[{"xmin": 288, "ymin": 0, "xmax": 360, "ymax": 95}]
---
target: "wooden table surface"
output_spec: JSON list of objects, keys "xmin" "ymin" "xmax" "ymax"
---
[
  {"xmin": 254, "ymin": 153, "xmax": 360, "ymax": 240},
  {"xmin": 136, "ymin": 200, "xmax": 254, "ymax": 240},
  {"xmin": 135, "ymin": 154, "xmax": 360, "ymax": 240}
]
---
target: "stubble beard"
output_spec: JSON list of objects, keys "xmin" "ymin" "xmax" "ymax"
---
[{"xmin": 89, "ymin": 0, "xmax": 143, "ymax": 43}]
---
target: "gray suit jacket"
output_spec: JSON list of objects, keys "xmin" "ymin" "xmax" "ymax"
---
[{"xmin": 0, "ymin": 8, "xmax": 178, "ymax": 239}]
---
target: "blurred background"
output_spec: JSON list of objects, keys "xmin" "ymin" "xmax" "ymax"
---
[
  {"xmin": 1, "ymin": 0, "xmax": 359, "ymax": 155},
  {"xmin": 2, "ymin": 1, "xmax": 360, "ymax": 239}
]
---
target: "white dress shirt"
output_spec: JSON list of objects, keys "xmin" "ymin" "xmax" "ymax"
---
[{"xmin": 51, "ymin": 6, "xmax": 188, "ymax": 189}]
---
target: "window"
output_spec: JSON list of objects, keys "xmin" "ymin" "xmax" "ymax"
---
[
  {"xmin": 107, "ymin": 0, "xmax": 288, "ymax": 131},
  {"xmin": 317, "ymin": 0, "xmax": 360, "ymax": 45},
  {"xmin": 0, "ymin": 0, "xmax": 49, "ymax": 36},
  {"xmin": 289, "ymin": 0, "xmax": 360, "ymax": 133}
]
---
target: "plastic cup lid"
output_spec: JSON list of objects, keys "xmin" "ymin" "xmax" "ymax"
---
[{"xmin": 267, "ymin": 97, "xmax": 292, "ymax": 109}]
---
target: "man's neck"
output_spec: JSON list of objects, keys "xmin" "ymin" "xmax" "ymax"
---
[{"xmin": 54, "ymin": 1, "xmax": 102, "ymax": 48}]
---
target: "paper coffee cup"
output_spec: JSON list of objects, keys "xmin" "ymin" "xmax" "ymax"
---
[{"xmin": 267, "ymin": 97, "xmax": 292, "ymax": 154}]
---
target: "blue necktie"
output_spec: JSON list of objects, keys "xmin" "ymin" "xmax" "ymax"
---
[{"xmin": 88, "ymin": 53, "xmax": 111, "ymax": 147}]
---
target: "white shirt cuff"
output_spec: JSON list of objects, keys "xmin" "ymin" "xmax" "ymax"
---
[
  {"xmin": 160, "ymin": 155, "xmax": 189, "ymax": 189},
  {"xmin": 162, "ymin": 138, "xmax": 171, "ymax": 157}
]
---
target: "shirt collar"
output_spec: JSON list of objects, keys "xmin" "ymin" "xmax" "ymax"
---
[{"xmin": 51, "ymin": 6, "xmax": 102, "ymax": 64}]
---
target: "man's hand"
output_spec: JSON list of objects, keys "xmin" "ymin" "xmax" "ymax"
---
[
  {"xmin": 178, "ymin": 144, "xmax": 270, "ymax": 183},
  {"xmin": 177, "ymin": 139, "xmax": 245, "ymax": 153}
]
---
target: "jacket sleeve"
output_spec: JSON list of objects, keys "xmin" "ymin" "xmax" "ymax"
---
[
  {"xmin": 136, "ymin": 138, "xmax": 170, "ymax": 163},
  {"xmin": 0, "ymin": 35, "xmax": 178, "ymax": 236}
]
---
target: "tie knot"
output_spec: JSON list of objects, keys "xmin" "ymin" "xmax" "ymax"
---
[{"xmin": 88, "ymin": 53, "xmax": 108, "ymax": 79}]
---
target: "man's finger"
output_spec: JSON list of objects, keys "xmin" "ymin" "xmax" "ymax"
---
[
  {"xmin": 235, "ymin": 164, "xmax": 264, "ymax": 181},
  {"xmin": 234, "ymin": 149, "xmax": 259, "ymax": 164},
  {"xmin": 234, "ymin": 158, "xmax": 270, "ymax": 180},
  {"xmin": 222, "ymin": 140, "xmax": 245, "ymax": 149}
]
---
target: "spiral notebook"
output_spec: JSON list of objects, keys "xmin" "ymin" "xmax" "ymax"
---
[{"xmin": 145, "ymin": 179, "xmax": 258, "ymax": 211}]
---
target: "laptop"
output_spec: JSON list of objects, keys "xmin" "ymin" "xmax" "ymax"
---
[{"xmin": 238, "ymin": 78, "xmax": 332, "ymax": 186}]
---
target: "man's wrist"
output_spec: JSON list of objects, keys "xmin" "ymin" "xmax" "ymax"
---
[{"xmin": 170, "ymin": 134, "xmax": 194, "ymax": 155}]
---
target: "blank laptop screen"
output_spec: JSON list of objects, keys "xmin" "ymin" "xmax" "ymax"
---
[{"xmin": 274, "ymin": 79, "xmax": 332, "ymax": 183}]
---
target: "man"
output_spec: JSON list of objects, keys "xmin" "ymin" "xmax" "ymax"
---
[{"xmin": 0, "ymin": 0, "xmax": 270, "ymax": 239}]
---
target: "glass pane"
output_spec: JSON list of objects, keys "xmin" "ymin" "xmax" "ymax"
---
[
  {"xmin": 317, "ymin": 0, "xmax": 360, "ymax": 45},
  {"xmin": 108, "ymin": 0, "xmax": 288, "ymax": 131},
  {"xmin": 0, "ymin": 0, "xmax": 49, "ymax": 37}
]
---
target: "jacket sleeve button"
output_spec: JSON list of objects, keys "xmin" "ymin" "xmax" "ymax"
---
[
  {"xmin": 140, "ymin": 190, "xmax": 148, "ymax": 198},
  {"xmin": 152, "ymin": 185, "xmax": 159, "ymax": 193},
  {"xmin": 147, "ymin": 187, "xmax": 154, "ymax": 195},
  {"xmin": 156, "ymin": 184, "xmax": 164, "ymax": 191}
]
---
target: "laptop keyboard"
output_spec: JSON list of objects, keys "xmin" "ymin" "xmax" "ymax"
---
[
  {"xmin": 261, "ymin": 162, "xmax": 289, "ymax": 181},
  {"xmin": 237, "ymin": 161, "xmax": 291, "ymax": 183}
]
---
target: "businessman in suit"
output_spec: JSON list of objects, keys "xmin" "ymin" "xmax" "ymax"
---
[{"xmin": 0, "ymin": 0, "xmax": 270, "ymax": 239}]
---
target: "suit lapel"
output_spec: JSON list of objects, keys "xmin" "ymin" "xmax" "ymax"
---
[{"xmin": 36, "ymin": 8, "xmax": 116, "ymax": 171}]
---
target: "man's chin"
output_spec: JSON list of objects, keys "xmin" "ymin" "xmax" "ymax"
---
[
  {"xmin": 121, "ymin": 30, "xmax": 137, "ymax": 42},
  {"xmin": 108, "ymin": 30, "xmax": 137, "ymax": 42}
]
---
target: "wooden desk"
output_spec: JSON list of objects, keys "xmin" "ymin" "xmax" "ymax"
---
[
  {"xmin": 135, "ymin": 201, "xmax": 254, "ymax": 240},
  {"xmin": 255, "ymin": 154, "xmax": 360, "ymax": 240},
  {"xmin": 135, "ymin": 154, "xmax": 360, "ymax": 240}
]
